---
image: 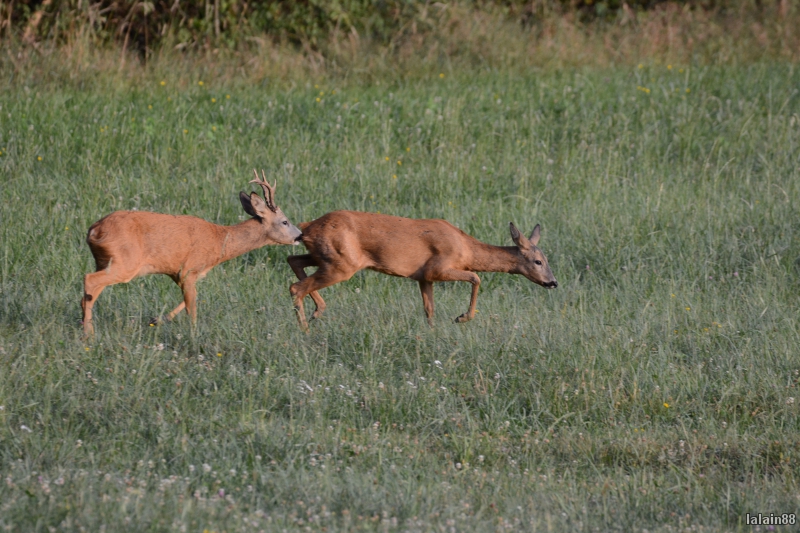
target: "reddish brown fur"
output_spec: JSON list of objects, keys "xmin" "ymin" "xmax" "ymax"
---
[
  {"xmin": 81, "ymin": 174, "xmax": 301, "ymax": 336},
  {"xmin": 287, "ymin": 211, "xmax": 557, "ymax": 330}
]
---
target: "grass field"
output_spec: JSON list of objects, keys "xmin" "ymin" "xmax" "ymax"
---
[{"xmin": 1, "ymin": 62, "xmax": 800, "ymax": 532}]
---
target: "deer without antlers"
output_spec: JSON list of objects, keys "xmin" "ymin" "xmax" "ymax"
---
[
  {"xmin": 287, "ymin": 211, "xmax": 557, "ymax": 330},
  {"xmin": 81, "ymin": 170, "xmax": 302, "ymax": 336}
]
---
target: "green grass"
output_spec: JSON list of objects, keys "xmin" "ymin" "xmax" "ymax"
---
[{"xmin": 1, "ymin": 62, "xmax": 800, "ymax": 532}]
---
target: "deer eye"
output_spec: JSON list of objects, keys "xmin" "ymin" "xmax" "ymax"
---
[
  {"xmin": 534, "ymin": 260, "xmax": 543, "ymax": 266},
  {"xmin": 282, "ymin": 220, "xmax": 289, "ymax": 226}
]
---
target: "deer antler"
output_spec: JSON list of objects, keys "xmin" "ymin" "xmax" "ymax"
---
[{"xmin": 250, "ymin": 169, "xmax": 278, "ymax": 212}]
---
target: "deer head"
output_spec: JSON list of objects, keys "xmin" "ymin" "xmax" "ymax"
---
[
  {"xmin": 509, "ymin": 223, "xmax": 558, "ymax": 288},
  {"xmin": 240, "ymin": 169, "xmax": 303, "ymax": 245}
]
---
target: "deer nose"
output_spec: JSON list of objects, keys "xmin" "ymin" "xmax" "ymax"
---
[{"xmin": 547, "ymin": 280, "xmax": 558, "ymax": 288}]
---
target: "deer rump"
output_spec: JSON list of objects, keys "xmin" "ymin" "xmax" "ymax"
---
[
  {"xmin": 289, "ymin": 210, "xmax": 557, "ymax": 330},
  {"xmin": 87, "ymin": 212, "xmax": 223, "ymax": 277}
]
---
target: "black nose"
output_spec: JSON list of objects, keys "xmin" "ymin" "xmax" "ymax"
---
[{"xmin": 547, "ymin": 280, "xmax": 558, "ymax": 288}]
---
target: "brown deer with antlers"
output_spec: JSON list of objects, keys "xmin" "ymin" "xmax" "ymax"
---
[
  {"xmin": 287, "ymin": 211, "xmax": 557, "ymax": 330},
  {"xmin": 81, "ymin": 170, "xmax": 302, "ymax": 336}
]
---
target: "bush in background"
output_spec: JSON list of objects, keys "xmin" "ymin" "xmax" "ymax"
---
[{"xmin": 1, "ymin": 0, "xmax": 793, "ymax": 53}]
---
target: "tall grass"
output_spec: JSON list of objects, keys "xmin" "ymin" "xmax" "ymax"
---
[{"xmin": 1, "ymin": 62, "xmax": 799, "ymax": 531}]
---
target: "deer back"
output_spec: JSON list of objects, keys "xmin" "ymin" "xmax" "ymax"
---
[{"xmin": 299, "ymin": 211, "xmax": 476, "ymax": 277}]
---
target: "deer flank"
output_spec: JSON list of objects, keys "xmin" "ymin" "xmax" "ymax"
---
[
  {"xmin": 81, "ymin": 170, "xmax": 302, "ymax": 336},
  {"xmin": 287, "ymin": 211, "xmax": 556, "ymax": 330}
]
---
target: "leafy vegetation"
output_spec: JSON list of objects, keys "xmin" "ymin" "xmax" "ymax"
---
[{"xmin": 3, "ymin": 0, "xmax": 797, "ymax": 59}]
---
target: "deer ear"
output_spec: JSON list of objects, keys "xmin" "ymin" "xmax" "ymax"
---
[
  {"xmin": 248, "ymin": 192, "xmax": 273, "ymax": 218},
  {"xmin": 529, "ymin": 224, "xmax": 541, "ymax": 246},
  {"xmin": 510, "ymin": 222, "xmax": 530, "ymax": 250},
  {"xmin": 239, "ymin": 191, "xmax": 258, "ymax": 218}
]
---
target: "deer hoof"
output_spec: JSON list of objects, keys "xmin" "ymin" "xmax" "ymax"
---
[
  {"xmin": 149, "ymin": 316, "xmax": 162, "ymax": 326},
  {"xmin": 455, "ymin": 314, "xmax": 473, "ymax": 323}
]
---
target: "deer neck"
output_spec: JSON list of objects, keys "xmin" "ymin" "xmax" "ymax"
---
[
  {"xmin": 468, "ymin": 241, "xmax": 523, "ymax": 274},
  {"xmin": 218, "ymin": 218, "xmax": 271, "ymax": 263}
]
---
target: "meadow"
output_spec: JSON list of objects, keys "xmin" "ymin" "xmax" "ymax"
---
[{"xmin": 1, "ymin": 62, "xmax": 799, "ymax": 532}]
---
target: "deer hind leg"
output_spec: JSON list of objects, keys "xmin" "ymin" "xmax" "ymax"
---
[
  {"xmin": 289, "ymin": 265, "xmax": 354, "ymax": 332},
  {"xmin": 418, "ymin": 281, "xmax": 435, "ymax": 327},
  {"xmin": 82, "ymin": 268, "xmax": 130, "ymax": 337},
  {"xmin": 287, "ymin": 254, "xmax": 327, "ymax": 319},
  {"xmin": 429, "ymin": 269, "xmax": 481, "ymax": 323}
]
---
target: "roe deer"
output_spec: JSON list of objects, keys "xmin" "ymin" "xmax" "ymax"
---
[
  {"xmin": 287, "ymin": 211, "xmax": 557, "ymax": 330},
  {"xmin": 81, "ymin": 170, "xmax": 302, "ymax": 336}
]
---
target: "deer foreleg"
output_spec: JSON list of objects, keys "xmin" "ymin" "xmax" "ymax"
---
[
  {"xmin": 418, "ymin": 281, "xmax": 435, "ymax": 327},
  {"xmin": 287, "ymin": 254, "xmax": 327, "ymax": 319},
  {"xmin": 432, "ymin": 270, "xmax": 480, "ymax": 323},
  {"xmin": 457, "ymin": 278, "xmax": 481, "ymax": 323},
  {"xmin": 151, "ymin": 276, "xmax": 190, "ymax": 325},
  {"xmin": 180, "ymin": 274, "xmax": 200, "ymax": 325},
  {"xmin": 165, "ymin": 302, "xmax": 186, "ymax": 321},
  {"xmin": 289, "ymin": 266, "xmax": 353, "ymax": 332}
]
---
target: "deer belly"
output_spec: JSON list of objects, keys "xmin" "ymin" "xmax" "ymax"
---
[
  {"xmin": 136, "ymin": 264, "xmax": 160, "ymax": 277},
  {"xmin": 368, "ymin": 265, "xmax": 412, "ymax": 278}
]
